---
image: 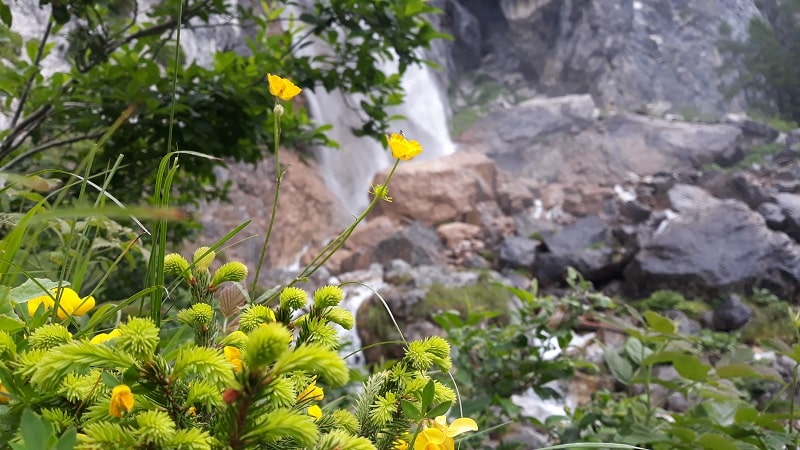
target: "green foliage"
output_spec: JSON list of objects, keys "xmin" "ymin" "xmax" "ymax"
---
[
  {"xmin": 636, "ymin": 290, "xmax": 708, "ymax": 317},
  {"xmin": 0, "ymin": 0, "xmax": 446, "ymax": 213},
  {"xmin": 552, "ymin": 307, "xmax": 800, "ymax": 450},
  {"xmin": 736, "ymin": 143, "xmax": 785, "ymax": 168},
  {"xmin": 719, "ymin": 0, "xmax": 800, "ymax": 123},
  {"xmin": 418, "ymin": 275, "xmax": 513, "ymax": 321},
  {"xmin": 432, "ymin": 279, "xmax": 603, "ymax": 442}
]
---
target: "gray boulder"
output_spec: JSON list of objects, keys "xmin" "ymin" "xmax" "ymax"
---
[
  {"xmin": 775, "ymin": 193, "xmax": 800, "ymax": 243},
  {"xmin": 498, "ymin": 235, "xmax": 539, "ymax": 270},
  {"xmin": 711, "ymin": 294, "xmax": 753, "ymax": 332},
  {"xmin": 623, "ymin": 200, "xmax": 800, "ymax": 300},
  {"xmin": 534, "ymin": 216, "xmax": 635, "ymax": 284},
  {"xmin": 471, "ymin": 102, "xmax": 743, "ymax": 186},
  {"xmin": 373, "ymin": 222, "xmax": 447, "ymax": 268}
]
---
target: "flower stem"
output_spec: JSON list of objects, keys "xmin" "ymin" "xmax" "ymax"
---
[
  {"xmin": 281, "ymin": 159, "xmax": 401, "ymax": 293},
  {"xmin": 252, "ymin": 107, "xmax": 284, "ymax": 293}
]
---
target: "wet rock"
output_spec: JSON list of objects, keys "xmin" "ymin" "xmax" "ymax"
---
[
  {"xmin": 711, "ymin": 294, "xmax": 753, "ymax": 332},
  {"xmin": 373, "ymin": 222, "xmax": 447, "ymax": 268},
  {"xmin": 664, "ymin": 310, "xmax": 702, "ymax": 336},
  {"xmin": 700, "ymin": 172, "xmax": 770, "ymax": 209},
  {"xmin": 757, "ymin": 202, "xmax": 787, "ymax": 232},
  {"xmin": 372, "ymin": 152, "xmax": 500, "ymax": 227},
  {"xmin": 624, "ymin": 200, "xmax": 800, "ymax": 300},
  {"xmin": 775, "ymin": 193, "xmax": 800, "ymax": 243},
  {"xmin": 534, "ymin": 216, "xmax": 634, "ymax": 284},
  {"xmin": 620, "ymin": 200, "xmax": 652, "ymax": 224},
  {"xmin": 667, "ymin": 184, "xmax": 719, "ymax": 212},
  {"xmin": 497, "ymin": 235, "xmax": 538, "ymax": 270}
]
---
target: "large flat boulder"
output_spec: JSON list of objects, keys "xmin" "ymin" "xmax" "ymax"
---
[{"xmin": 623, "ymin": 200, "xmax": 800, "ymax": 300}]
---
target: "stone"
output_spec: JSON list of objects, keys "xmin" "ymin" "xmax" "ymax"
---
[
  {"xmin": 620, "ymin": 200, "xmax": 652, "ymax": 224},
  {"xmin": 664, "ymin": 310, "xmax": 702, "ymax": 336},
  {"xmin": 774, "ymin": 193, "xmax": 800, "ymax": 243},
  {"xmin": 623, "ymin": 200, "xmax": 800, "ymax": 300},
  {"xmin": 436, "ymin": 222, "xmax": 482, "ymax": 248},
  {"xmin": 372, "ymin": 222, "xmax": 447, "ymax": 268},
  {"xmin": 700, "ymin": 171, "xmax": 770, "ymax": 209},
  {"xmin": 758, "ymin": 202, "xmax": 787, "ymax": 232},
  {"xmin": 314, "ymin": 216, "xmax": 401, "ymax": 275},
  {"xmin": 371, "ymin": 152, "xmax": 500, "ymax": 227},
  {"xmin": 497, "ymin": 235, "xmax": 538, "ymax": 270},
  {"xmin": 534, "ymin": 216, "xmax": 634, "ymax": 283},
  {"xmin": 711, "ymin": 294, "xmax": 753, "ymax": 332},
  {"xmin": 193, "ymin": 151, "xmax": 341, "ymax": 279},
  {"xmin": 667, "ymin": 184, "xmax": 719, "ymax": 212},
  {"xmin": 468, "ymin": 108, "xmax": 743, "ymax": 190}
]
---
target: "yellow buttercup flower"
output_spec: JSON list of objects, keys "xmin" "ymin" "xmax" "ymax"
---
[
  {"xmin": 387, "ymin": 132, "xmax": 422, "ymax": 161},
  {"xmin": 414, "ymin": 416, "xmax": 478, "ymax": 450},
  {"xmin": 307, "ymin": 404, "xmax": 322, "ymax": 421},
  {"xmin": 0, "ymin": 381, "xmax": 9, "ymax": 404},
  {"xmin": 224, "ymin": 346, "xmax": 244, "ymax": 373},
  {"xmin": 296, "ymin": 381, "xmax": 324, "ymax": 403},
  {"xmin": 28, "ymin": 287, "xmax": 95, "ymax": 320},
  {"xmin": 267, "ymin": 73, "xmax": 302, "ymax": 101},
  {"xmin": 90, "ymin": 329, "xmax": 121, "ymax": 345},
  {"xmin": 109, "ymin": 384, "xmax": 135, "ymax": 418}
]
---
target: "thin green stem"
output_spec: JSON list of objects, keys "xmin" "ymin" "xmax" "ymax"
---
[
  {"xmin": 252, "ymin": 107, "xmax": 283, "ymax": 293},
  {"xmin": 273, "ymin": 160, "xmax": 401, "ymax": 299}
]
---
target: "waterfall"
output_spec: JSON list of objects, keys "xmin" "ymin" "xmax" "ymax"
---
[{"xmin": 284, "ymin": 1, "xmax": 456, "ymax": 216}]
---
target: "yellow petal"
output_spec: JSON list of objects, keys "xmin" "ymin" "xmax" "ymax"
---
[
  {"xmin": 27, "ymin": 295, "xmax": 53, "ymax": 316},
  {"xmin": 307, "ymin": 404, "xmax": 322, "ymax": 420},
  {"xmin": 109, "ymin": 385, "xmax": 135, "ymax": 418},
  {"xmin": 90, "ymin": 333, "xmax": 111, "ymax": 345},
  {"xmin": 296, "ymin": 382, "xmax": 324, "ymax": 402},
  {"xmin": 73, "ymin": 295, "xmax": 95, "ymax": 316},
  {"xmin": 267, "ymin": 73, "xmax": 302, "ymax": 101},
  {"xmin": 387, "ymin": 132, "xmax": 423, "ymax": 161},
  {"xmin": 415, "ymin": 428, "xmax": 447, "ymax": 450},
  {"xmin": 445, "ymin": 417, "xmax": 478, "ymax": 437}
]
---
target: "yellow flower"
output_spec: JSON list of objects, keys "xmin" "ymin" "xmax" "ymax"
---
[
  {"xmin": 307, "ymin": 404, "xmax": 322, "ymax": 421},
  {"xmin": 0, "ymin": 381, "xmax": 9, "ymax": 404},
  {"xmin": 109, "ymin": 385, "xmax": 135, "ymax": 418},
  {"xmin": 387, "ymin": 132, "xmax": 422, "ymax": 161},
  {"xmin": 267, "ymin": 73, "xmax": 302, "ymax": 101},
  {"xmin": 296, "ymin": 381, "xmax": 324, "ymax": 403},
  {"xmin": 370, "ymin": 183, "xmax": 392, "ymax": 202},
  {"xmin": 28, "ymin": 287, "xmax": 95, "ymax": 320},
  {"xmin": 393, "ymin": 439, "xmax": 409, "ymax": 450},
  {"xmin": 414, "ymin": 416, "xmax": 478, "ymax": 450},
  {"xmin": 224, "ymin": 346, "xmax": 244, "ymax": 373},
  {"xmin": 90, "ymin": 329, "xmax": 121, "ymax": 345}
]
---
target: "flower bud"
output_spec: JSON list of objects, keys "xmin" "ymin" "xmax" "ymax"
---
[{"xmin": 274, "ymin": 104, "xmax": 285, "ymax": 118}]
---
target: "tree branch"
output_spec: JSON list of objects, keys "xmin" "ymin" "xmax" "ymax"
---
[
  {"xmin": 0, "ymin": 105, "xmax": 54, "ymax": 160},
  {"xmin": 9, "ymin": 13, "xmax": 53, "ymax": 130},
  {"xmin": 0, "ymin": 132, "xmax": 105, "ymax": 171}
]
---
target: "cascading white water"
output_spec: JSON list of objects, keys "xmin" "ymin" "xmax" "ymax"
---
[{"xmin": 284, "ymin": 1, "xmax": 457, "ymax": 216}]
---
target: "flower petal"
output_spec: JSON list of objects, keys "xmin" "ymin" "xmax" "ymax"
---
[{"xmin": 445, "ymin": 417, "xmax": 478, "ymax": 437}]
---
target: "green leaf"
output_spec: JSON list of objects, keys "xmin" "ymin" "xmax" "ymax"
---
[
  {"xmin": 673, "ymin": 355, "xmax": 711, "ymax": 381},
  {"xmin": 696, "ymin": 433, "xmax": 739, "ymax": 450},
  {"xmin": 643, "ymin": 311, "xmax": 675, "ymax": 334},
  {"xmin": 604, "ymin": 348, "xmax": 633, "ymax": 385},
  {"xmin": 0, "ymin": 314, "xmax": 24, "ymax": 332},
  {"xmin": 624, "ymin": 337, "xmax": 652, "ymax": 365},
  {"xmin": 55, "ymin": 428, "xmax": 77, "ymax": 450},
  {"xmin": 421, "ymin": 378, "xmax": 435, "ymax": 410},
  {"xmin": 427, "ymin": 401, "xmax": 451, "ymax": 418},
  {"xmin": 0, "ymin": 2, "xmax": 11, "ymax": 27},
  {"xmin": 716, "ymin": 363, "xmax": 771, "ymax": 380},
  {"xmin": 20, "ymin": 409, "xmax": 53, "ymax": 449},
  {"xmin": 9, "ymin": 278, "xmax": 66, "ymax": 303},
  {"xmin": 401, "ymin": 400, "xmax": 422, "ymax": 420}
]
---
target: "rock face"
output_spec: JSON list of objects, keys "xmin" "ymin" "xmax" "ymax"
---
[
  {"xmin": 194, "ymin": 151, "xmax": 343, "ymax": 276},
  {"xmin": 441, "ymin": 0, "xmax": 761, "ymax": 115},
  {"xmin": 623, "ymin": 201, "xmax": 800, "ymax": 300},
  {"xmin": 465, "ymin": 96, "xmax": 744, "ymax": 187}
]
